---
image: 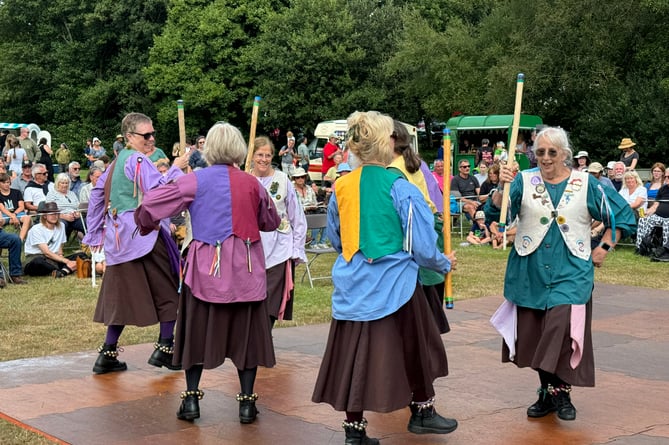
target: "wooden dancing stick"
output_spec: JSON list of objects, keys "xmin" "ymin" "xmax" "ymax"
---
[
  {"xmin": 500, "ymin": 73, "xmax": 525, "ymax": 250},
  {"xmin": 442, "ymin": 128, "xmax": 454, "ymax": 309},
  {"xmin": 177, "ymin": 100, "xmax": 186, "ymax": 155},
  {"xmin": 244, "ymin": 96, "xmax": 261, "ymax": 172}
]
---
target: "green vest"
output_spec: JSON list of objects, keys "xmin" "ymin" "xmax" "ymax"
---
[{"xmin": 109, "ymin": 148, "xmax": 141, "ymax": 213}]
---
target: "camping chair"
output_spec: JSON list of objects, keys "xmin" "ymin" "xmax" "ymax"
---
[
  {"xmin": 449, "ymin": 191, "xmax": 465, "ymax": 237},
  {"xmin": 301, "ymin": 213, "xmax": 336, "ymax": 288}
]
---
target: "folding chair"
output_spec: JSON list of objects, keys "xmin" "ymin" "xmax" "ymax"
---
[
  {"xmin": 449, "ymin": 191, "xmax": 464, "ymax": 237},
  {"xmin": 301, "ymin": 213, "xmax": 336, "ymax": 288}
]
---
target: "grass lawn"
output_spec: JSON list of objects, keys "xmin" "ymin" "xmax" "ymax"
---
[{"xmin": 0, "ymin": 240, "xmax": 666, "ymax": 443}]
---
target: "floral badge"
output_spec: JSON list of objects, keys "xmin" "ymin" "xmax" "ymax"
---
[{"xmin": 269, "ymin": 181, "xmax": 279, "ymax": 196}]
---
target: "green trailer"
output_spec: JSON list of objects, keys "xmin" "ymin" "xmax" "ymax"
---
[{"xmin": 445, "ymin": 114, "xmax": 543, "ymax": 174}]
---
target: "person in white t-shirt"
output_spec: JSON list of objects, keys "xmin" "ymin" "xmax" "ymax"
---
[{"xmin": 23, "ymin": 201, "xmax": 78, "ymax": 277}]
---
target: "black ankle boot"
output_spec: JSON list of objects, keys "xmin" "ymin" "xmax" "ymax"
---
[
  {"xmin": 92, "ymin": 343, "xmax": 127, "ymax": 374},
  {"xmin": 552, "ymin": 385, "xmax": 576, "ymax": 421},
  {"xmin": 237, "ymin": 393, "xmax": 259, "ymax": 424},
  {"xmin": 148, "ymin": 336, "xmax": 181, "ymax": 370},
  {"xmin": 177, "ymin": 389, "xmax": 203, "ymax": 421},
  {"xmin": 527, "ymin": 386, "xmax": 557, "ymax": 417},
  {"xmin": 343, "ymin": 418, "xmax": 379, "ymax": 445},
  {"xmin": 407, "ymin": 398, "xmax": 458, "ymax": 435}
]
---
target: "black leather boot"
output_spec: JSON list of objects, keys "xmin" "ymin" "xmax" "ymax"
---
[
  {"xmin": 92, "ymin": 343, "xmax": 127, "ymax": 374},
  {"xmin": 407, "ymin": 398, "xmax": 458, "ymax": 435},
  {"xmin": 343, "ymin": 418, "xmax": 379, "ymax": 445},
  {"xmin": 177, "ymin": 389, "xmax": 203, "ymax": 421},
  {"xmin": 552, "ymin": 385, "xmax": 576, "ymax": 421},
  {"xmin": 237, "ymin": 393, "xmax": 259, "ymax": 424},
  {"xmin": 527, "ymin": 386, "xmax": 557, "ymax": 417},
  {"xmin": 148, "ymin": 336, "xmax": 181, "ymax": 370}
]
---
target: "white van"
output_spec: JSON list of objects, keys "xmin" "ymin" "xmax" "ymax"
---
[{"xmin": 308, "ymin": 119, "xmax": 418, "ymax": 182}]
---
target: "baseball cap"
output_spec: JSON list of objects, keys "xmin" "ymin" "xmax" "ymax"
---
[
  {"xmin": 588, "ymin": 162, "xmax": 604, "ymax": 173},
  {"xmin": 22, "ymin": 160, "xmax": 33, "ymax": 168}
]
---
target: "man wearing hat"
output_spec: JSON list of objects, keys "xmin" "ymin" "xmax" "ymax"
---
[
  {"xmin": 618, "ymin": 137, "xmax": 639, "ymax": 170},
  {"xmin": 112, "ymin": 134, "xmax": 125, "ymax": 158},
  {"xmin": 321, "ymin": 133, "xmax": 342, "ymax": 177},
  {"xmin": 586, "ymin": 162, "xmax": 615, "ymax": 190},
  {"xmin": 573, "ymin": 151, "xmax": 590, "ymax": 171},
  {"xmin": 23, "ymin": 201, "xmax": 77, "ymax": 278},
  {"xmin": 10, "ymin": 160, "xmax": 34, "ymax": 194}
]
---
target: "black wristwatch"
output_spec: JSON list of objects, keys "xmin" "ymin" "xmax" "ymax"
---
[{"xmin": 598, "ymin": 242, "xmax": 613, "ymax": 252}]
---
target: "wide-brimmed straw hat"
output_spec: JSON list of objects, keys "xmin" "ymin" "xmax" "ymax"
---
[{"xmin": 618, "ymin": 138, "xmax": 636, "ymax": 150}]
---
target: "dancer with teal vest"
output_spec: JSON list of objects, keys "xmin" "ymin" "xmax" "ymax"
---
[{"xmin": 84, "ymin": 112, "xmax": 191, "ymax": 374}]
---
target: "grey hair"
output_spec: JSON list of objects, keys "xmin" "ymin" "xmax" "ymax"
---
[
  {"xmin": 533, "ymin": 127, "xmax": 573, "ymax": 163},
  {"xmin": 204, "ymin": 122, "xmax": 248, "ymax": 166},
  {"xmin": 55, "ymin": 172, "xmax": 71, "ymax": 186}
]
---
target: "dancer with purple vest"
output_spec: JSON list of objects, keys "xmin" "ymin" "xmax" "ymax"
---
[
  {"xmin": 84, "ymin": 112, "xmax": 190, "ymax": 374},
  {"xmin": 135, "ymin": 122, "xmax": 280, "ymax": 423}
]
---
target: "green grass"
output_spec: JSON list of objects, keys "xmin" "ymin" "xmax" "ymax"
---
[{"xmin": 0, "ymin": 240, "xmax": 667, "ymax": 443}]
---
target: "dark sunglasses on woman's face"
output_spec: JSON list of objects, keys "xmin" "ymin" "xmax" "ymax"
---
[
  {"xmin": 535, "ymin": 148, "xmax": 559, "ymax": 158},
  {"xmin": 131, "ymin": 131, "xmax": 156, "ymax": 140}
]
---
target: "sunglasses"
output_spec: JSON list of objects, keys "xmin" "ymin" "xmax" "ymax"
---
[
  {"xmin": 460, "ymin": 165, "xmax": 470, "ymax": 169},
  {"xmin": 131, "ymin": 131, "xmax": 156, "ymax": 140},
  {"xmin": 535, "ymin": 148, "xmax": 559, "ymax": 158}
]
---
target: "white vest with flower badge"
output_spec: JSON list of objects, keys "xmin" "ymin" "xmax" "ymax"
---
[{"xmin": 514, "ymin": 170, "xmax": 591, "ymax": 260}]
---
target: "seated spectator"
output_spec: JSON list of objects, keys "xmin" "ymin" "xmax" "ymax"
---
[
  {"xmin": 156, "ymin": 160, "xmax": 170, "ymax": 175},
  {"xmin": 490, "ymin": 218, "xmax": 517, "ymax": 250},
  {"xmin": 573, "ymin": 151, "xmax": 590, "ymax": 171},
  {"xmin": 92, "ymin": 247, "xmax": 106, "ymax": 276},
  {"xmin": 474, "ymin": 161, "xmax": 488, "ymax": 185},
  {"xmin": 67, "ymin": 162, "xmax": 84, "ymax": 195},
  {"xmin": 10, "ymin": 161, "xmax": 32, "ymax": 193},
  {"xmin": 432, "ymin": 159, "xmax": 445, "ymax": 191},
  {"xmin": 78, "ymin": 166, "xmax": 103, "ymax": 205},
  {"xmin": 293, "ymin": 167, "xmax": 318, "ymax": 211},
  {"xmin": 619, "ymin": 170, "xmax": 648, "ymax": 218},
  {"xmin": 586, "ymin": 162, "xmax": 615, "ymax": 190},
  {"xmin": 323, "ymin": 152, "xmax": 343, "ymax": 185},
  {"xmin": 24, "ymin": 201, "xmax": 82, "ymax": 277},
  {"xmin": 450, "ymin": 159, "xmax": 480, "ymax": 219},
  {"xmin": 478, "ymin": 162, "xmax": 500, "ymax": 204},
  {"xmin": 0, "ymin": 215, "xmax": 27, "ymax": 286},
  {"xmin": 645, "ymin": 162, "xmax": 666, "ymax": 204},
  {"xmin": 23, "ymin": 163, "xmax": 53, "ymax": 213},
  {"xmin": 0, "ymin": 172, "xmax": 31, "ymax": 241},
  {"xmin": 466, "ymin": 210, "xmax": 491, "ymax": 245},
  {"xmin": 45, "ymin": 173, "xmax": 86, "ymax": 239},
  {"xmin": 611, "ymin": 161, "xmax": 625, "ymax": 191},
  {"xmin": 635, "ymin": 171, "xmax": 669, "ymax": 261}
]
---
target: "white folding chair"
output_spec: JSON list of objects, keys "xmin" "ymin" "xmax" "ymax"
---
[{"xmin": 301, "ymin": 213, "xmax": 336, "ymax": 288}]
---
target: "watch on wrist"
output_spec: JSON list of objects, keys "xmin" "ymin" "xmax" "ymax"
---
[{"xmin": 598, "ymin": 242, "xmax": 613, "ymax": 252}]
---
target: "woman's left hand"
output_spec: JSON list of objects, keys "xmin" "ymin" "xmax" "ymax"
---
[{"xmin": 592, "ymin": 247, "xmax": 608, "ymax": 267}]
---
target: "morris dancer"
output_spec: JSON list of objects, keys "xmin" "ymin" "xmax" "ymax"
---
[
  {"xmin": 249, "ymin": 136, "xmax": 307, "ymax": 329},
  {"xmin": 135, "ymin": 122, "xmax": 280, "ymax": 422},
  {"xmin": 84, "ymin": 112, "xmax": 190, "ymax": 374},
  {"xmin": 312, "ymin": 111, "xmax": 458, "ymax": 445},
  {"xmin": 490, "ymin": 127, "xmax": 635, "ymax": 421}
]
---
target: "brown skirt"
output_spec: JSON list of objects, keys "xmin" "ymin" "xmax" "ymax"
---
[
  {"xmin": 174, "ymin": 286, "xmax": 276, "ymax": 371},
  {"xmin": 266, "ymin": 260, "xmax": 294, "ymax": 321},
  {"xmin": 312, "ymin": 285, "xmax": 449, "ymax": 413},
  {"xmin": 422, "ymin": 283, "xmax": 450, "ymax": 334},
  {"xmin": 93, "ymin": 237, "xmax": 178, "ymax": 327},
  {"xmin": 502, "ymin": 300, "xmax": 595, "ymax": 387}
]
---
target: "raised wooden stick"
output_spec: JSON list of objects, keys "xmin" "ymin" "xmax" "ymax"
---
[
  {"xmin": 177, "ymin": 100, "xmax": 186, "ymax": 155},
  {"xmin": 442, "ymin": 128, "xmax": 454, "ymax": 309},
  {"xmin": 244, "ymin": 96, "xmax": 261, "ymax": 172},
  {"xmin": 500, "ymin": 73, "xmax": 525, "ymax": 249}
]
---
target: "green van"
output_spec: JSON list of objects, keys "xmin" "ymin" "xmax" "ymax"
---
[{"xmin": 444, "ymin": 114, "xmax": 543, "ymax": 174}]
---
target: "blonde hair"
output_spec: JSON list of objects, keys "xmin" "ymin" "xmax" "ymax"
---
[
  {"xmin": 622, "ymin": 170, "xmax": 642, "ymax": 188},
  {"xmin": 346, "ymin": 111, "xmax": 393, "ymax": 165},
  {"xmin": 253, "ymin": 136, "xmax": 274, "ymax": 155}
]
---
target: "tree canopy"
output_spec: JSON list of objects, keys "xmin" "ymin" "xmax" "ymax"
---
[{"xmin": 0, "ymin": 0, "xmax": 666, "ymax": 165}]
